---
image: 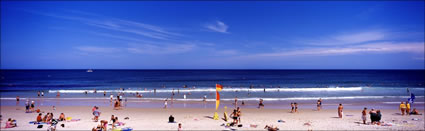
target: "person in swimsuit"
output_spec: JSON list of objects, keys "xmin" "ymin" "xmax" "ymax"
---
[
  {"xmin": 338, "ymin": 104, "xmax": 343, "ymax": 118},
  {"xmin": 30, "ymin": 101, "xmax": 35, "ymax": 112},
  {"xmin": 294, "ymin": 102, "xmax": 298, "ymax": 113},
  {"xmin": 317, "ymin": 98, "xmax": 322, "ymax": 111},
  {"xmin": 25, "ymin": 100, "xmax": 30, "ymax": 112},
  {"xmin": 361, "ymin": 107, "xmax": 367, "ymax": 124},
  {"xmin": 230, "ymin": 109, "xmax": 239, "ymax": 125},
  {"xmin": 399, "ymin": 102, "xmax": 406, "ymax": 116},
  {"xmin": 290, "ymin": 103, "xmax": 294, "ymax": 113},
  {"xmin": 237, "ymin": 107, "xmax": 242, "ymax": 123}
]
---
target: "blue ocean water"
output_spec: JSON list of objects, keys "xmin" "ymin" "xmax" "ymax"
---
[{"xmin": 0, "ymin": 70, "xmax": 424, "ymax": 102}]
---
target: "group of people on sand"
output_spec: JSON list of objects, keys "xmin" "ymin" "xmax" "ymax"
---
[
  {"xmin": 399, "ymin": 101, "xmax": 421, "ymax": 115},
  {"xmin": 290, "ymin": 102, "xmax": 299, "ymax": 113},
  {"xmin": 25, "ymin": 100, "xmax": 36, "ymax": 113},
  {"xmin": 92, "ymin": 114, "xmax": 124, "ymax": 131},
  {"xmin": 361, "ymin": 108, "xmax": 382, "ymax": 125}
]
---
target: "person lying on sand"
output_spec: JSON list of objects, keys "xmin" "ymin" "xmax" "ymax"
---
[
  {"xmin": 264, "ymin": 125, "xmax": 279, "ymax": 131},
  {"xmin": 410, "ymin": 108, "xmax": 422, "ymax": 115}
]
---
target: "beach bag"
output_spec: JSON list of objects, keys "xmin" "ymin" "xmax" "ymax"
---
[{"xmin": 37, "ymin": 125, "xmax": 43, "ymax": 128}]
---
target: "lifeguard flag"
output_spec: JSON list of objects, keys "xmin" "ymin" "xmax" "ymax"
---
[
  {"xmin": 216, "ymin": 84, "xmax": 223, "ymax": 91},
  {"xmin": 216, "ymin": 91, "xmax": 220, "ymax": 110}
]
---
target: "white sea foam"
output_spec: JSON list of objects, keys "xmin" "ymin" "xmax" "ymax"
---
[
  {"xmin": 2, "ymin": 95, "xmax": 423, "ymax": 102},
  {"xmin": 48, "ymin": 87, "xmax": 363, "ymax": 93}
]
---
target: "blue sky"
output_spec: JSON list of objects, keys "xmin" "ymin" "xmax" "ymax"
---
[{"xmin": 1, "ymin": 1, "xmax": 424, "ymax": 69}]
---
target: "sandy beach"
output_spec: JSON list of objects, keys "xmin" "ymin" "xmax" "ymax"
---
[{"xmin": 1, "ymin": 103, "xmax": 424, "ymax": 130}]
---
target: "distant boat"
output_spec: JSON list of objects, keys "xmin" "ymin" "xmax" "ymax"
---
[{"xmin": 87, "ymin": 69, "xmax": 93, "ymax": 73}]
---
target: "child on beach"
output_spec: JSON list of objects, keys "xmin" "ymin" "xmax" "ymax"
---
[
  {"xmin": 399, "ymin": 102, "xmax": 406, "ymax": 115},
  {"xmin": 361, "ymin": 107, "xmax": 367, "ymax": 124},
  {"xmin": 178, "ymin": 123, "xmax": 182, "ymax": 131},
  {"xmin": 5, "ymin": 118, "xmax": 17, "ymax": 128},
  {"xmin": 164, "ymin": 99, "xmax": 168, "ymax": 109},
  {"xmin": 338, "ymin": 104, "xmax": 343, "ymax": 118},
  {"xmin": 93, "ymin": 107, "xmax": 100, "ymax": 122}
]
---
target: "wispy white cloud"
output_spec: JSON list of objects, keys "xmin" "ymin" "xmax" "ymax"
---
[
  {"xmin": 204, "ymin": 21, "xmax": 229, "ymax": 33},
  {"xmin": 305, "ymin": 30, "xmax": 387, "ymax": 46},
  {"xmin": 252, "ymin": 42, "xmax": 424, "ymax": 57},
  {"xmin": 76, "ymin": 46, "xmax": 121, "ymax": 53},
  {"xmin": 126, "ymin": 43, "xmax": 196, "ymax": 55},
  {"xmin": 20, "ymin": 9, "xmax": 181, "ymax": 40}
]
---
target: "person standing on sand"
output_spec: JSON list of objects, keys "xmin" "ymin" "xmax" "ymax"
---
[
  {"xmin": 164, "ymin": 99, "xmax": 168, "ymax": 109},
  {"xmin": 16, "ymin": 96, "xmax": 19, "ymax": 106},
  {"xmin": 104, "ymin": 91, "xmax": 106, "ymax": 97},
  {"xmin": 294, "ymin": 102, "xmax": 298, "ymax": 113},
  {"xmin": 93, "ymin": 107, "xmax": 100, "ymax": 122},
  {"xmin": 405, "ymin": 101, "xmax": 410, "ymax": 115},
  {"xmin": 25, "ymin": 100, "xmax": 30, "ymax": 112},
  {"xmin": 41, "ymin": 91, "xmax": 44, "ymax": 97},
  {"xmin": 38, "ymin": 91, "xmax": 40, "ymax": 97},
  {"xmin": 338, "ymin": 104, "xmax": 343, "ymax": 118},
  {"xmin": 290, "ymin": 103, "xmax": 294, "ymax": 113},
  {"xmin": 399, "ymin": 102, "xmax": 406, "ymax": 116},
  {"xmin": 317, "ymin": 98, "xmax": 322, "ymax": 111},
  {"xmin": 361, "ymin": 107, "xmax": 367, "ymax": 124},
  {"xmin": 234, "ymin": 96, "xmax": 238, "ymax": 108},
  {"xmin": 31, "ymin": 101, "xmax": 35, "ymax": 112},
  {"xmin": 110, "ymin": 94, "xmax": 113, "ymax": 102},
  {"xmin": 237, "ymin": 107, "xmax": 242, "ymax": 123}
]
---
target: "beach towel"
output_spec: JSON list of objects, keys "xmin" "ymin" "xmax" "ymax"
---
[
  {"xmin": 66, "ymin": 117, "xmax": 72, "ymax": 121},
  {"xmin": 121, "ymin": 127, "xmax": 133, "ymax": 131},
  {"xmin": 250, "ymin": 124, "xmax": 258, "ymax": 128},
  {"xmin": 29, "ymin": 121, "xmax": 47, "ymax": 125}
]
